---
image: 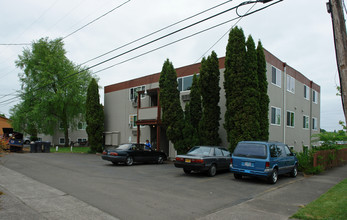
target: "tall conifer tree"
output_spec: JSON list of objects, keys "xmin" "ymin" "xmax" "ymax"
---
[
  {"xmin": 188, "ymin": 73, "xmax": 202, "ymax": 143},
  {"xmin": 159, "ymin": 59, "xmax": 185, "ymax": 153},
  {"xmin": 256, "ymin": 41, "xmax": 270, "ymax": 140},
  {"xmin": 224, "ymin": 27, "xmax": 247, "ymax": 151},
  {"xmin": 199, "ymin": 51, "xmax": 221, "ymax": 145}
]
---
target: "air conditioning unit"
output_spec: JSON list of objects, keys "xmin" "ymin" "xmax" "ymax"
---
[
  {"xmin": 132, "ymin": 130, "xmax": 137, "ymax": 136},
  {"xmin": 181, "ymin": 94, "xmax": 190, "ymax": 102}
]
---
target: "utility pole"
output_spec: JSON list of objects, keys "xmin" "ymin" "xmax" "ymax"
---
[{"xmin": 327, "ymin": 0, "xmax": 347, "ymax": 123}]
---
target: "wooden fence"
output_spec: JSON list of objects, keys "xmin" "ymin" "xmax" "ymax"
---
[{"xmin": 313, "ymin": 148, "xmax": 347, "ymax": 169}]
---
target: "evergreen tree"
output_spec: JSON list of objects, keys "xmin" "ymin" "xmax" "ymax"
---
[
  {"xmin": 159, "ymin": 59, "xmax": 185, "ymax": 153},
  {"xmin": 224, "ymin": 27, "xmax": 247, "ymax": 152},
  {"xmin": 257, "ymin": 41, "xmax": 270, "ymax": 140},
  {"xmin": 182, "ymin": 103, "xmax": 199, "ymax": 151},
  {"xmin": 86, "ymin": 78, "xmax": 104, "ymax": 153},
  {"xmin": 199, "ymin": 51, "xmax": 221, "ymax": 145},
  {"xmin": 188, "ymin": 73, "xmax": 202, "ymax": 144}
]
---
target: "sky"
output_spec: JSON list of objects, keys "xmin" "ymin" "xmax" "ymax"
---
[{"xmin": 0, "ymin": 0, "xmax": 345, "ymax": 131}]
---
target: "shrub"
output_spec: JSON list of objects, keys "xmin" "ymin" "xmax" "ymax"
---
[{"xmin": 296, "ymin": 148, "xmax": 323, "ymax": 175}]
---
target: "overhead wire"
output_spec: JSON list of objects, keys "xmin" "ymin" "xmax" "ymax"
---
[
  {"xmin": 0, "ymin": 0, "xmax": 282, "ymax": 107},
  {"xmin": 79, "ymin": 0, "xmax": 234, "ymax": 66}
]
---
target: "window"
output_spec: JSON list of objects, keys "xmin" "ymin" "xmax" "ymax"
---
[
  {"xmin": 77, "ymin": 138, "xmax": 87, "ymax": 143},
  {"xmin": 59, "ymin": 138, "xmax": 69, "ymax": 144},
  {"xmin": 271, "ymin": 66, "xmax": 281, "ymax": 87},
  {"xmin": 221, "ymin": 148, "xmax": 231, "ymax": 157},
  {"xmin": 129, "ymin": 114, "xmax": 137, "ymax": 128},
  {"xmin": 177, "ymin": 75, "xmax": 197, "ymax": 91},
  {"xmin": 284, "ymin": 145, "xmax": 293, "ymax": 156},
  {"xmin": 286, "ymin": 111, "xmax": 295, "ymax": 127},
  {"xmin": 78, "ymin": 122, "xmax": 86, "ymax": 130},
  {"xmin": 304, "ymin": 85, "xmax": 309, "ymax": 100},
  {"xmin": 312, "ymin": 90, "xmax": 318, "ymax": 103},
  {"xmin": 214, "ymin": 148, "xmax": 223, "ymax": 156},
  {"xmin": 287, "ymin": 75, "xmax": 295, "ymax": 93},
  {"xmin": 271, "ymin": 107, "xmax": 281, "ymax": 125},
  {"xmin": 303, "ymin": 115, "xmax": 309, "ymax": 129},
  {"xmin": 312, "ymin": 117, "xmax": 318, "ymax": 130},
  {"xmin": 129, "ymin": 86, "xmax": 146, "ymax": 101}
]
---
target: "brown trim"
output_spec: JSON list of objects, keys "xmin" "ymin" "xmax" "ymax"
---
[{"xmin": 105, "ymin": 48, "xmax": 320, "ymax": 94}]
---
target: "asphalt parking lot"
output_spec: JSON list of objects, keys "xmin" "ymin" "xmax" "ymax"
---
[{"xmin": 1, "ymin": 153, "xmax": 345, "ymax": 220}]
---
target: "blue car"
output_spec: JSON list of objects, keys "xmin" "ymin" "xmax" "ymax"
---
[{"xmin": 230, "ymin": 141, "xmax": 298, "ymax": 184}]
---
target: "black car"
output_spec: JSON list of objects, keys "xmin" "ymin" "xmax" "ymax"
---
[
  {"xmin": 102, "ymin": 143, "xmax": 167, "ymax": 166},
  {"xmin": 174, "ymin": 146, "xmax": 231, "ymax": 177}
]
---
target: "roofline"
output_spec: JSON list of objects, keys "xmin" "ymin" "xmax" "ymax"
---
[{"xmin": 105, "ymin": 48, "xmax": 320, "ymax": 94}]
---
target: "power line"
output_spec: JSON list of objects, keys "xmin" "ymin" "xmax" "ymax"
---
[
  {"xmin": 80, "ymin": 0, "xmax": 235, "ymax": 66},
  {"xmin": 62, "ymin": 0, "xmax": 131, "ymax": 40},
  {"xmin": 195, "ymin": 2, "xmax": 257, "ymax": 63},
  {"xmin": 0, "ymin": 0, "xmax": 282, "ymax": 107}
]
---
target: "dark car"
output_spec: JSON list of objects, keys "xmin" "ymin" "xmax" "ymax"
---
[
  {"xmin": 102, "ymin": 143, "xmax": 167, "ymax": 166},
  {"xmin": 174, "ymin": 146, "xmax": 231, "ymax": 177},
  {"xmin": 230, "ymin": 141, "xmax": 298, "ymax": 184}
]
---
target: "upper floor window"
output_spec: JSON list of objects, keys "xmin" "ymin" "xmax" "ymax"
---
[
  {"xmin": 286, "ymin": 111, "xmax": 295, "ymax": 127},
  {"xmin": 78, "ymin": 122, "xmax": 87, "ymax": 130},
  {"xmin": 303, "ymin": 115, "xmax": 309, "ymax": 129},
  {"xmin": 312, "ymin": 117, "xmax": 318, "ymax": 130},
  {"xmin": 178, "ymin": 75, "xmax": 197, "ymax": 92},
  {"xmin": 271, "ymin": 106, "xmax": 281, "ymax": 125},
  {"xmin": 287, "ymin": 75, "xmax": 295, "ymax": 93},
  {"xmin": 129, "ymin": 114, "xmax": 137, "ymax": 129},
  {"xmin": 304, "ymin": 85, "xmax": 309, "ymax": 100},
  {"xmin": 129, "ymin": 86, "xmax": 146, "ymax": 101},
  {"xmin": 271, "ymin": 66, "xmax": 281, "ymax": 87},
  {"xmin": 312, "ymin": 90, "xmax": 318, "ymax": 104}
]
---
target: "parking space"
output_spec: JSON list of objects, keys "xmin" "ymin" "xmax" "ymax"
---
[{"xmin": 1, "ymin": 153, "xmax": 303, "ymax": 220}]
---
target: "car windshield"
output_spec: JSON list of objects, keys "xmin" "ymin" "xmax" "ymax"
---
[
  {"xmin": 187, "ymin": 146, "xmax": 212, "ymax": 156},
  {"xmin": 233, "ymin": 143, "xmax": 267, "ymax": 159},
  {"xmin": 115, "ymin": 144, "xmax": 131, "ymax": 150}
]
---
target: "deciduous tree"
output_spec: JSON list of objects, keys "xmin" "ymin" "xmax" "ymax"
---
[{"xmin": 12, "ymin": 37, "xmax": 93, "ymax": 147}]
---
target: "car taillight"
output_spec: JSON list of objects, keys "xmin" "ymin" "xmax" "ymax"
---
[
  {"xmin": 102, "ymin": 151, "xmax": 107, "ymax": 155},
  {"xmin": 192, "ymin": 159, "xmax": 204, "ymax": 163},
  {"xmin": 265, "ymin": 162, "xmax": 270, "ymax": 168},
  {"xmin": 110, "ymin": 152, "xmax": 118, "ymax": 156},
  {"xmin": 176, "ymin": 157, "xmax": 184, "ymax": 161},
  {"xmin": 230, "ymin": 158, "xmax": 233, "ymax": 164}
]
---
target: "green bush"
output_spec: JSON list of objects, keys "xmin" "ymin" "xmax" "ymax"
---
[{"xmin": 295, "ymin": 149, "xmax": 323, "ymax": 175}]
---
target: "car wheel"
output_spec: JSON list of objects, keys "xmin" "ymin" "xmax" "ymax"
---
[
  {"xmin": 125, "ymin": 157, "xmax": 133, "ymax": 166},
  {"xmin": 207, "ymin": 164, "xmax": 217, "ymax": 177},
  {"xmin": 24, "ymin": 140, "xmax": 30, "ymax": 145},
  {"xmin": 290, "ymin": 165, "xmax": 298, "ymax": 177},
  {"xmin": 268, "ymin": 169, "xmax": 278, "ymax": 184},
  {"xmin": 183, "ymin": 168, "xmax": 191, "ymax": 174},
  {"xmin": 112, "ymin": 162, "xmax": 118, "ymax": 165},
  {"xmin": 234, "ymin": 173, "xmax": 242, "ymax": 179},
  {"xmin": 157, "ymin": 156, "xmax": 164, "ymax": 164}
]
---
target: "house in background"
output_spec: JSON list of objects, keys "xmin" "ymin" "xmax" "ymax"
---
[
  {"xmin": 104, "ymin": 48, "xmax": 320, "ymax": 159},
  {"xmin": 0, "ymin": 115, "xmax": 12, "ymax": 135}
]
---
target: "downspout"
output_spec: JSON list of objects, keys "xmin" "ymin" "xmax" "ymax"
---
[
  {"xmin": 283, "ymin": 63, "xmax": 287, "ymax": 144},
  {"xmin": 310, "ymin": 81, "xmax": 313, "ymax": 148}
]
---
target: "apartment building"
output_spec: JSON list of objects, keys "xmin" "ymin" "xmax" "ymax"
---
[{"xmin": 104, "ymin": 49, "xmax": 320, "ymax": 158}]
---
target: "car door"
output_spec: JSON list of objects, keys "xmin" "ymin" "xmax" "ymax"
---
[
  {"xmin": 284, "ymin": 145, "xmax": 295, "ymax": 172},
  {"xmin": 220, "ymin": 148, "xmax": 231, "ymax": 169},
  {"xmin": 269, "ymin": 144, "xmax": 280, "ymax": 168},
  {"xmin": 214, "ymin": 148, "xmax": 226, "ymax": 170},
  {"xmin": 139, "ymin": 144, "xmax": 156, "ymax": 162},
  {"xmin": 276, "ymin": 145, "xmax": 287, "ymax": 174}
]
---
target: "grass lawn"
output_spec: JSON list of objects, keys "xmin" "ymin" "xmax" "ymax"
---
[
  {"xmin": 291, "ymin": 178, "xmax": 347, "ymax": 219},
  {"xmin": 51, "ymin": 146, "xmax": 91, "ymax": 154}
]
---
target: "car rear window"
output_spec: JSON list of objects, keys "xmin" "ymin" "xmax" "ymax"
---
[
  {"xmin": 187, "ymin": 146, "xmax": 212, "ymax": 156},
  {"xmin": 233, "ymin": 143, "xmax": 267, "ymax": 159}
]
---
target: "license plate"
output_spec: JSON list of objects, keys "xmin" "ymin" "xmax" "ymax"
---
[
  {"xmin": 185, "ymin": 159, "xmax": 191, "ymax": 163},
  {"xmin": 243, "ymin": 162, "xmax": 252, "ymax": 167}
]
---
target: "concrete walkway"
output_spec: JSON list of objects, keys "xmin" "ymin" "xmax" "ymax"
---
[
  {"xmin": 0, "ymin": 165, "xmax": 119, "ymax": 220},
  {"xmin": 0, "ymin": 164, "xmax": 346, "ymax": 220},
  {"xmin": 198, "ymin": 165, "xmax": 347, "ymax": 220}
]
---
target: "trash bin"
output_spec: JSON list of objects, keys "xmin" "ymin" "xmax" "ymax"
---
[
  {"xmin": 30, "ymin": 142, "xmax": 37, "ymax": 153},
  {"xmin": 43, "ymin": 142, "xmax": 51, "ymax": 153},
  {"xmin": 35, "ymin": 141, "xmax": 44, "ymax": 152}
]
